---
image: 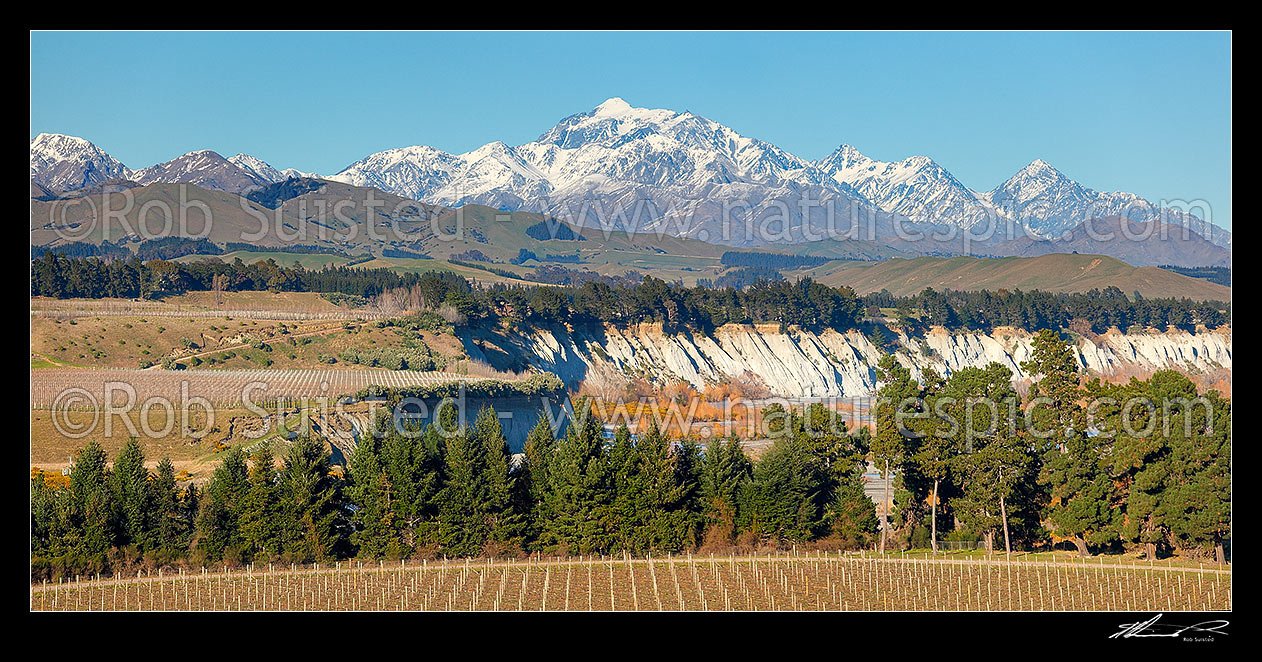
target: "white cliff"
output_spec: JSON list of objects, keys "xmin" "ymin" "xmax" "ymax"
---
[{"xmin": 464, "ymin": 324, "xmax": 1231, "ymax": 398}]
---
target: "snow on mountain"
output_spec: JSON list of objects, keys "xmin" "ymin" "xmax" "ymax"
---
[
  {"xmin": 816, "ymin": 144, "xmax": 999, "ymax": 228},
  {"xmin": 33, "ymin": 98, "xmax": 1230, "ymax": 251},
  {"xmin": 331, "ymin": 145, "xmax": 464, "ymax": 200},
  {"xmin": 227, "ymin": 153, "xmax": 286, "ymax": 184},
  {"xmin": 984, "ymin": 160, "xmax": 1231, "ymax": 247},
  {"xmin": 228, "ymin": 154, "xmax": 320, "ymax": 184},
  {"xmin": 131, "ymin": 150, "xmax": 273, "ymax": 193},
  {"xmin": 279, "ymin": 168, "xmax": 319, "ymax": 180},
  {"xmin": 29, "ymin": 133, "xmax": 131, "ymax": 193},
  {"xmin": 331, "ymin": 97, "xmax": 875, "ymax": 243}
]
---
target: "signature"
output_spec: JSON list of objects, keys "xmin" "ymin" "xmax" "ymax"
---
[{"xmin": 1110, "ymin": 614, "xmax": 1229, "ymax": 640}]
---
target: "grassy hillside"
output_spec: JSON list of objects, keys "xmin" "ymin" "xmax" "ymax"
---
[
  {"xmin": 807, "ymin": 253, "xmax": 1231, "ymax": 300},
  {"xmin": 31, "ymin": 180, "xmax": 443, "ymax": 250}
]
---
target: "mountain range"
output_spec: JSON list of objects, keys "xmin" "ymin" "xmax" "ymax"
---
[{"xmin": 30, "ymin": 98, "xmax": 1231, "ymax": 266}]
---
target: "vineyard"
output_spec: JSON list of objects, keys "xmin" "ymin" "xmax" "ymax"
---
[
  {"xmin": 31, "ymin": 368, "xmax": 504, "ymax": 408},
  {"xmin": 30, "ymin": 553, "xmax": 1231, "ymax": 612},
  {"xmin": 30, "ymin": 294, "xmax": 387, "ymax": 321},
  {"xmin": 31, "ymin": 308, "xmax": 385, "ymax": 321}
]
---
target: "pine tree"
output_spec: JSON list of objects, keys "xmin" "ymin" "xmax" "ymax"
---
[
  {"xmin": 1162, "ymin": 386, "xmax": 1231, "ymax": 562},
  {"xmin": 476, "ymin": 406, "xmax": 524, "ymax": 552},
  {"xmin": 607, "ymin": 422, "xmax": 639, "ymax": 553},
  {"xmin": 275, "ymin": 437, "xmax": 342, "ymax": 562},
  {"xmin": 238, "ymin": 447, "xmax": 279, "ymax": 561},
  {"xmin": 738, "ymin": 435, "xmax": 828, "ymax": 544},
  {"xmin": 151, "ymin": 457, "xmax": 189, "ymax": 556},
  {"xmin": 628, "ymin": 421, "xmax": 693, "ymax": 553},
  {"xmin": 69, "ymin": 441, "xmax": 113, "ymax": 559},
  {"xmin": 1025, "ymin": 330, "xmax": 1117, "ymax": 555},
  {"xmin": 109, "ymin": 438, "xmax": 155, "ymax": 553},
  {"xmin": 437, "ymin": 413, "xmax": 489, "ymax": 556},
  {"xmin": 346, "ymin": 432, "xmax": 404, "ymax": 559},
  {"xmin": 944, "ymin": 364, "xmax": 1031, "ymax": 554},
  {"xmin": 541, "ymin": 397, "xmax": 613, "ymax": 554},
  {"xmin": 383, "ymin": 414, "xmax": 445, "ymax": 552},
  {"xmin": 871, "ymin": 354, "xmax": 925, "ymax": 551},
  {"xmin": 698, "ymin": 434, "xmax": 753, "ymax": 548},
  {"xmin": 825, "ymin": 474, "xmax": 879, "ymax": 548},
  {"xmin": 517, "ymin": 415, "xmax": 556, "ymax": 550},
  {"xmin": 195, "ymin": 447, "xmax": 250, "ymax": 561}
]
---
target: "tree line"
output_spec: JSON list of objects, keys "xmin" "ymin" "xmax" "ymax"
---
[
  {"xmin": 30, "ymin": 252, "xmax": 435, "ymax": 300},
  {"xmin": 719, "ymin": 250, "xmax": 832, "ymax": 270},
  {"xmin": 869, "ymin": 286, "xmax": 1229, "ymax": 334},
  {"xmin": 31, "ymin": 401, "xmax": 877, "ymax": 580},
  {"xmin": 870, "ymin": 329, "xmax": 1230, "ymax": 561},
  {"xmin": 32, "ymin": 253, "xmax": 1229, "ymax": 334}
]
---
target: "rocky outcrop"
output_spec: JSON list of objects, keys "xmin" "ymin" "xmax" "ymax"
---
[{"xmin": 463, "ymin": 323, "xmax": 1231, "ymax": 398}]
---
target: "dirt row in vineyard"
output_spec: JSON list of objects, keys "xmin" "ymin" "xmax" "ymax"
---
[{"xmin": 31, "ymin": 554, "xmax": 1231, "ymax": 612}]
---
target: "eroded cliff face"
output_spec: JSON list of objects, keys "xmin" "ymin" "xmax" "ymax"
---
[{"xmin": 462, "ymin": 323, "xmax": 1231, "ymax": 398}]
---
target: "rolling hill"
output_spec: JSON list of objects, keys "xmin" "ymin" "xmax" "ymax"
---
[{"xmin": 807, "ymin": 253, "xmax": 1231, "ymax": 301}]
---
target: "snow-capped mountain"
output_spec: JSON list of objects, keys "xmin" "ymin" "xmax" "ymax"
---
[
  {"xmin": 131, "ymin": 150, "xmax": 274, "ymax": 193},
  {"xmin": 29, "ymin": 133, "xmax": 131, "ymax": 193},
  {"xmin": 983, "ymin": 160, "xmax": 1230, "ymax": 247},
  {"xmin": 331, "ymin": 97, "xmax": 874, "ymax": 243},
  {"xmin": 31, "ymin": 98, "xmax": 1231, "ymax": 252},
  {"xmin": 817, "ymin": 147, "xmax": 1231, "ymax": 248},
  {"xmin": 327, "ymin": 97, "xmax": 1229, "ymax": 249},
  {"xmin": 226, "ymin": 153, "xmax": 282, "ymax": 183},
  {"xmin": 333, "ymin": 145, "xmax": 464, "ymax": 201},
  {"xmin": 228, "ymin": 154, "xmax": 317, "ymax": 184},
  {"xmin": 817, "ymin": 144, "xmax": 998, "ymax": 229}
]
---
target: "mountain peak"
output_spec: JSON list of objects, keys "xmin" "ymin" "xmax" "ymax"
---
[
  {"xmin": 593, "ymin": 97, "xmax": 633, "ymax": 115},
  {"xmin": 131, "ymin": 148, "xmax": 270, "ymax": 193},
  {"xmin": 182, "ymin": 149, "xmax": 225, "ymax": 160},
  {"xmin": 1020, "ymin": 158, "xmax": 1062, "ymax": 177},
  {"xmin": 30, "ymin": 133, "xmax": 131, "ymax": 193},
  {"xmin": 32, "ymin": 132, "xmax": 93, "ymax": 148},
  {"xmin": 835, "ymin": 144, "xmax": 865, "ymax": 159}
]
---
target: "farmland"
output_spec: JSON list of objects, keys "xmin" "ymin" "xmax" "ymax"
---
[
  {"xmin": 30, "ymin": 368, "xmax": 496, "ymax": 409},
  {"xmin": 30, "ymin": 552, "xmax": 1231, "ymax": 612},
  {"xmin": 31, "ymin": 299, "xmax": 467, "ymax": 372}
]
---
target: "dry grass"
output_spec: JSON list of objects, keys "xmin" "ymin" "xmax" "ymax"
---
[{"xmin": 30, "ymin": 407, "xmax": 262, "ymax": 478}]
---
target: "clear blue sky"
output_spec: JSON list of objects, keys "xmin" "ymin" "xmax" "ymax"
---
[{"xmin": 31, "ymin": 31, "xmax": 1232, "ymax": 227}]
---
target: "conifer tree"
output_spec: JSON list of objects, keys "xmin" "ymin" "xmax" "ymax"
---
[
  {"xmin": 517, "ymin": 415, "xmax": 557, "ymax": 549},
  {"xmin": 238, "ymin": 447, "xmax": 279, "ymax": 561},
  {"xmin": 1025, "ymin": 330, "xmax": 1117, "ymax": 555},
  {"xmin": 1162, "ymin": 387, "xmax": 1231, "ymax": 563},
  {"xmin": 275, "ymin": 437, "xmax": 342, "ymax": 562},
  {"xmin": 945, "ymin": 364, "xmax": 1030, "ymax": 554},
  {"xmin": 68, "ymin": 441, "xmax": 114, "ymax": 560},
  {"xmin": 825, "ymin": 474, "xmax": 879, "ymax": 548},
  {"xmin": 109, "ymin": 439, "xmax": 154, "ymax": 552},
  {"xmin": 542, "ymin": 397, "xmax": 613, "ymax": 554},
  {"xmin": 871, "ymin": 354, "xmax": 925, "ymax": 551},
  {"xmin": 385, "ymin": 415, "xmax": 445, "ymax": 551},
  {"xmin": 346, "ymin": 432, "xmax": 403, "ymax": 559},
  {"xmin": 151, "ymin": 457, "xmax": 189, "ymax": 556},
  {"xmin": 476, "ymin": 406, "xmax": 524, "ymax": 552},
  {"xmin": 698, "ymin": 434, "xmax": 753, "ymax": 548},
  {"xmin": 629, "ymin": 421, "xmax": 692, "ymax": 553},
  {"xmin": 195, "ymin": 447, "xmax": 249, "ymax": 561},
  {"xmin": 738, "ymin": 435, "xmax": 828, "ymax": 544},
  {"xmin": 438, "ymin": 413, "xmax": 489, "ymax": 556},
  {"xmin": 607, "ymin": 422, "xmax": 639, "ymax": 552}
]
